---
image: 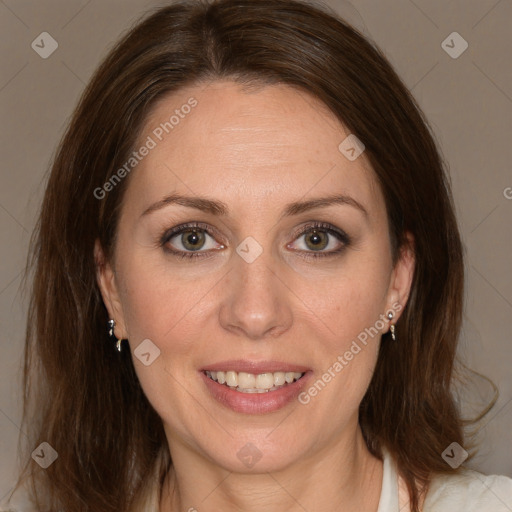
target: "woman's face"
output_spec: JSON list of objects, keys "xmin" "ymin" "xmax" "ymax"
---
[{"xmin": 96, "ymin": 80, "xmax": 414, "ymax": 473}]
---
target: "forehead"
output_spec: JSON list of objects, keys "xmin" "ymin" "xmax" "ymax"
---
[{"xmin": 122, "ymin": 80, "xmax": 383, "ymax": 219}]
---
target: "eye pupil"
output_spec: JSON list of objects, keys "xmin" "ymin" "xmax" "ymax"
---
[
  {"xmin": 182, "ymin": 230, "xmax": 205, "ymax": 251},
  {"xmin": 306, "ymin": 229, "xmax": 328, "ymax": 250}
]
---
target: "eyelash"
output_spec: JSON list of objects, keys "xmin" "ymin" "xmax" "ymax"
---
[{"xmin": 160, "ymin": 221, "xmax": 351, "ymax": 260}]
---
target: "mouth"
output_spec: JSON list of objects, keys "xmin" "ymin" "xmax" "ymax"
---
[
  {"xmin": 203, "ymin": 370, "xmax": 306, "ymax": 393},
  {"xmin": 200, "ymin": 361, "xmax": 312, "ymax": 414}
]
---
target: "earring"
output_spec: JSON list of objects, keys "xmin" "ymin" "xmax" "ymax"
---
[
  {"xmin": 107, "ymin": 319, "xmax": 123, "ymax": 352},
  {"xmin": 387, "ymin": 312, "xmax": 396, "ymax": 341}
]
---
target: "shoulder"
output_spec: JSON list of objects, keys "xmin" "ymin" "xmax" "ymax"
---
[{"xmin": 423, "ymin": 468, "xmax": 512, "ymax": 512}]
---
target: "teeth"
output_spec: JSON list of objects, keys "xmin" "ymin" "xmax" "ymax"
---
[
  {"xmin": 274, "ymin": 372, "xmax": 286, "ymax": 386},
  {"xmin": 225, "ymin": 371, "xmax": 237, "ymax": 387},
  {"xmin": 255, "ymin": 373, "xmax": 274, "ymax": 390},
  {"xmin": 205, "ymin": 369, "xmax": 305, "ymax": 392},
  {"xmin": 238, "ymin": 372, "xmax": 256, "ymax": 389}
]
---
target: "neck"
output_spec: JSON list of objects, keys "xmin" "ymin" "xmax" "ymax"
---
[{"xmin": 159, "ymin": 426, "xmax": 383, "ymax": 512}]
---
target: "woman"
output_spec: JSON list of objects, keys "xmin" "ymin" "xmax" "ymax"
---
[{"xmin": 11, "ymin": 0, "xmax": 512, "ymax": 511}]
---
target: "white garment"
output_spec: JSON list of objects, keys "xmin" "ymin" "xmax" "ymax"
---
[{"xmin": 378, "ymin": 447, "xmax": 512, "ymax": 512}]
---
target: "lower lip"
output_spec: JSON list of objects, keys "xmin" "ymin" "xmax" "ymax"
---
[{"xmin": 200, "ymin": 371, "xmax": 312, "ymax": 414}]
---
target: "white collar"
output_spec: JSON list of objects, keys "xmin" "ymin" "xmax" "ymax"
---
[{"xmin": 376, "ymin": 446, "xmax": 400, "ymax": 512}]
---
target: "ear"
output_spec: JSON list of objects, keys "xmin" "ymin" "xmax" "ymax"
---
[
  {"xmin": 94, "ymin": 238, "xmax": 128, "ymax": 339},
  {"xmin": 386, "ymin": 231, "xmax": 415, "ymax": 320}
]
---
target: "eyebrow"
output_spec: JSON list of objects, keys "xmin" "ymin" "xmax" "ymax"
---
[
  {"xmin": 142, "ymin": 194, "xmax": 227, "ymax": 217},
  {"xmin": 141, "ymin": 192, "xmax": 368, "ymax": 220}
]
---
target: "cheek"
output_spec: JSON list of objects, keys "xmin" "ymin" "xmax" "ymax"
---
[
  {"xmin": 115, "ymin": 262, "xmax": 204, "ymax": 421},
  {"xmin": 301, "ymin": 253, "xmax": 391, "ymax": 349},
  {"xmin": 295, "ymin": 262, "xmax": 389, "ymax": 417},
  {"xmin": 115, "ymin": 246, "xmax": 206, "ymax": 332}
]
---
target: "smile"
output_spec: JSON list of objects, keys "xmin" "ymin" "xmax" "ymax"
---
[{"xmin": 204, "ymin": 370, "xmax": 305, "ymax": 393}]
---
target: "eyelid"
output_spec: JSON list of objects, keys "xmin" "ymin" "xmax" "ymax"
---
[
  {"xmin": 160, "ymin": 222, "xmax": 224, "ymax": 246},
  {"xmin": 159, "ymin": 222, "xmax": 225, "ymax": 261},
  {"xmin": 290, "ymin": 221, "xmax": 350, "ymax": 245}
]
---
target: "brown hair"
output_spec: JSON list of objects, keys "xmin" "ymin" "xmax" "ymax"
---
[{"xmin": 14, "ymin": 0, "xmax": 475, "ymax": 510}]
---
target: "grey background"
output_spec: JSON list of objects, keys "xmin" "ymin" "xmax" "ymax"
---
[{"xmin": 1, "ymin": 0, "xmax": 511, "ymax": 506}]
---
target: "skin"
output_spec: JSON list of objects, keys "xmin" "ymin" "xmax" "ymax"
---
[{"xmin": 95, "ymin": 80, "xmax": 415, "ymax": 512}]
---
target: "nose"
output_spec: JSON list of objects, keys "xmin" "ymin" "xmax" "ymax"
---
[{"xmin": 218, "ymin": 248, "xmax": 293, "ymax": 341}]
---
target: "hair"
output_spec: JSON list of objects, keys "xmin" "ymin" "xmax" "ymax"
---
[{"xmin": 13, "ymin": 0, "xmax": 479, "ymax": 510}]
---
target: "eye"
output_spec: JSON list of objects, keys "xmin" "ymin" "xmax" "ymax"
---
[
  {"xmin": 287, "ymin": 222, "xmax": 350, "ymax": 257},
  {"xmin": 161, "ymin": 222, "xmax": 225, "ymax": 259}
]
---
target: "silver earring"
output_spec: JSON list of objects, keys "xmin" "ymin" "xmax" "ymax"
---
[
  {"xmin": 107, "ymin": 319, "xmax": 123, "ymax": 352},
  {"xmin": 387, "ymin": 312, "xmax": 396, "ymax": 341}
]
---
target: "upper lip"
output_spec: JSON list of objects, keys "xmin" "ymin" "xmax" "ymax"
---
[{"xmin": 201, "ymin": 360, "xmax": 311, "ymax": 374}]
